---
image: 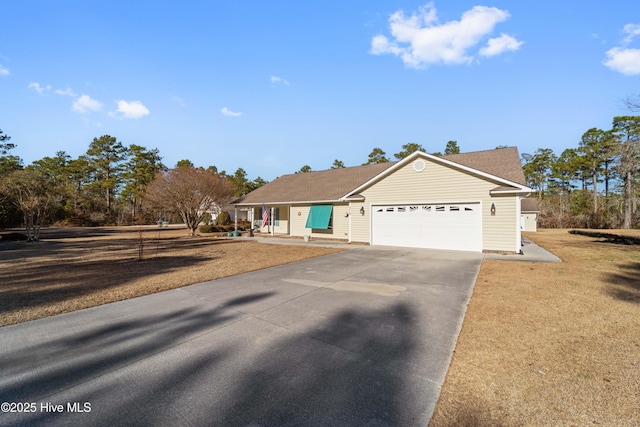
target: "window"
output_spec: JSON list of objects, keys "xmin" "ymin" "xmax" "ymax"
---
[{"xmin": 305, "ymin": 205, "xmax": 333, "ymax": 229}]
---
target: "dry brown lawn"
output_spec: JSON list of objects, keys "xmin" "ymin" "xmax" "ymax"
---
[
  {"xmin": 431, "ymin": 229, "xmax": 640, "ymax": 426},
  {"xmin": 0, "ymin": 227, "xmax": 341, "ymax": 327}
]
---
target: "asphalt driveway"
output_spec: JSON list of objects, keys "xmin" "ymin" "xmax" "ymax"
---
[{"xmin": 0, "ymin": 246, "xmax": 482, "ymax": 427}]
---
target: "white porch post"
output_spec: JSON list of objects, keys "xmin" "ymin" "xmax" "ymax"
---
[
  {"xmin": 270, "ymin": 207, "xmax": 275, "ymax": 236},
  {"xmin": 234, "ymin": 206, "xmax": 238, "ymax": 232}
]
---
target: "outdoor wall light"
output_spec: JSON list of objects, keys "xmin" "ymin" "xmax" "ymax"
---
[
  {"xmin": 360, "ymin": 206, "xmax": 365, "ymax": 215},
  {"xmin": 490, "ymin": 203, "xmax": 496, "ymax": 216}
]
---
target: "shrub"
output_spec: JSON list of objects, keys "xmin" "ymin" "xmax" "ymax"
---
[
  {"xmin": 198, "ymin": 224, "xmax": 213, "ymax": 233},
  {"xmin": 216, "ymin": 211, "xmax": 231, "ymax": 226}
]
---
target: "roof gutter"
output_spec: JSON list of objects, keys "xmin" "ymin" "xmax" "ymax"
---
[
  {"xmin": 489, "ymin": 189, "xmax": 531, "ymax": 196},
  {"xmin": 233, "ymin": 199, "xmax": 347, "ymax": 206}
]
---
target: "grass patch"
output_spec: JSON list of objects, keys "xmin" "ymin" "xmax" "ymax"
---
[{"xmin": 430, "ymin": 229, "xmax": 640, "ymax": 426}]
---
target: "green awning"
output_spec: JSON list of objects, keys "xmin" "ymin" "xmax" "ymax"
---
[{"xmin": 305, "ymin": 205, "xmax": 333, "ymax": 229}]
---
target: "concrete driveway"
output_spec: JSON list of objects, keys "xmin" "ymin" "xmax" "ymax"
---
[{"xmin": 0, "ymin": 246, "xmax": 482, "ymax": 427}]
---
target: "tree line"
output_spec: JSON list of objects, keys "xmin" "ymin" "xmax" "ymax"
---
[
  {"xmin": 296, "ymin": 140, "xmax": 461, "ymax": 173},
  {"xmin": 7, "ymin": 118, "xmax": 638, "ymax": 236},
  {"xmin": 522, "ymin": 115, "xmax": 640, "ymax": 229},
  {"xmin": 0, "ymin": 135, "xmax": 470, "ymax": 238}
]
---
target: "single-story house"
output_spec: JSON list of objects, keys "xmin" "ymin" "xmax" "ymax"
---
[
  {"xmin": 521, "ymin": 198, "xmax": 539, "ymax": 232},
  {"xmin": 232, "ymin": 147, "xmax": 531, "ymax": 253}
]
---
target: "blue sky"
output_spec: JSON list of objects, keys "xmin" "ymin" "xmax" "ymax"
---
[{"xmin": 1, "ymin": 1, "xmax": 639, "ymax": 181}]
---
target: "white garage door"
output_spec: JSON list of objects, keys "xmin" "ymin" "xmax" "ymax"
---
[{"xmin": 371, "ymin": 203, "xmax": 482, "ymax": 252}]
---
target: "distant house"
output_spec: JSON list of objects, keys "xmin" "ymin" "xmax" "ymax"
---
[
  {"xmin": 198, "ymin": 201, "xmax": 222, "ymax": 224},
  {"xmin": 521, "ymin": 198, "xmax": 539, "ymax": 232},
  {"xmin": 232, "ymin": 148, "xmax": 531, "ymax": 253}
]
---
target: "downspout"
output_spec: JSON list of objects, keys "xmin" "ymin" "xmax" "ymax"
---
[{"xmin": 516, "ymin": 197, "xmax": 523, "ymax": 253}]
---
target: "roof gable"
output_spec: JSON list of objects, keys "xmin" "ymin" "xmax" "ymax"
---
[{"xmin": 346, "ymin": 147, "xmax": 528, "ymax": 197}]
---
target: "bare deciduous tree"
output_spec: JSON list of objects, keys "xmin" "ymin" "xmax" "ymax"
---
[
  {"xmin": 1, "ymin": 168, "xmax": 56, "ymax": 241},
  {"xmin": 144, "ymin": 168, "xmax": 235, "ymax": 236},
  {"xmin": 623, "ymin": 94, "xmax": 640, "ymax": 112}
]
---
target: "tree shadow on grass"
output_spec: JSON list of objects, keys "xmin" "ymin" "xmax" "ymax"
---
[
  {"xmin": 0, "ymin": 233, "xmax": 254, "ymax": 319},
  {"xmin": 0, "ymin": 254, "xmax": 214, "ymax": 315},
  {"xmin": 604, "ymin": 262, "xmax": 640, "ymax": 303},
  {"xmin": 0, "ymin": 233, "xmax": 240, "ymax": 260}
]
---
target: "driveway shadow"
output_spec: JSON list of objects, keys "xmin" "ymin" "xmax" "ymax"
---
[
  {"xmin": 1, "ymin": 300, "xmax": 424, "ymax": 426},
  {"xmin": 215, "ymin": 302, "xmax": 422, "ymax": 426}
]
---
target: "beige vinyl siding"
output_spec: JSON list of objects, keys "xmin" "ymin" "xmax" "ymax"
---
[
  {"xmin": 483, "ymin": 195, "xmax": 518, "ymax": 251},
  {"xmin": 349, "ymin": 201, "xmax": 368, "ymax": 243},
  {"xmin": 522, "ymin": 213, "xmax": 537, "ymax": 232},
  {"xmin": 331, "ymin": 203, "xmax": 350, "ymax": 239},
  {"xmin": 290, "ymin": 205, "xmax": 310, "ymax": 237},
  {"xmin": 290, "ymin": 203, "xmax": 349, "ymax": 239},
  {"xmin": 352, "ymin": 158, "xmax": 520, "ymax": 252}
]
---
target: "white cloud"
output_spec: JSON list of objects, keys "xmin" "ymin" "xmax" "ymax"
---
[
  {"xmin": 72, "ymin": 94, "xmax": 103, "ymax": 113},
  {"xmin": 220, "ymin": 107, "xmax": 243, "ymax": 117},
  {"xmin": 480, "ymin": 33, "xmax": 524, "ymax": 57},
  {"xmin": 603, "ymin": 23, "xmax": 640, "ymax": 75},
  {"xmin": 603, "ymin": 47, "xmax": 640, "ymax": 75},
  {"xmin": 116, "ymin": 100, "xmax": 150, "ymax": 119},
  {"xmin": 54, "ymin": 87, "xmax": 77, "ymax": 97},
  {"xmin": 370, "ymin": 2, "xmax": 522, "ymax": 68},
  {"xmin": 28, "ymin": 82, "xmax": 51, "ymax": 94},
  {"xmin": 270, "ymin": 75, "xmax": 290, "ymax": 86},
  {"xmin": 171, "ymin": 96, "xmax": 187, "ymax": 108},
  {"xmin": 622, "ymin": 23, "xmax": 640, "ymax": 44},
  {"xmin": 0, "ymin": 65, "xmax": 9, "ymax": 76}
]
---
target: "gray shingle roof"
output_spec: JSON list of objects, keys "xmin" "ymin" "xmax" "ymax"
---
[
  {"xmin": 443, "ymin": 147, "xmax": 526, "ymax": 185},
  {"xmin": 234, "ymin": 162, "xmax": 394, "ymax": 204},
  {"xmin": 521, "ymin": 198, "xmax": 540, "ymax": 212},
  {"xmin": 234, "ymin": 147, "xmax": 526, "ymax": 205}
]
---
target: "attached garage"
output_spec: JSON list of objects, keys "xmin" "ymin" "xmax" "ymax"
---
[{"xmin": 371, "ymin": 202, "xmax": 482, "ymax": 252}]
